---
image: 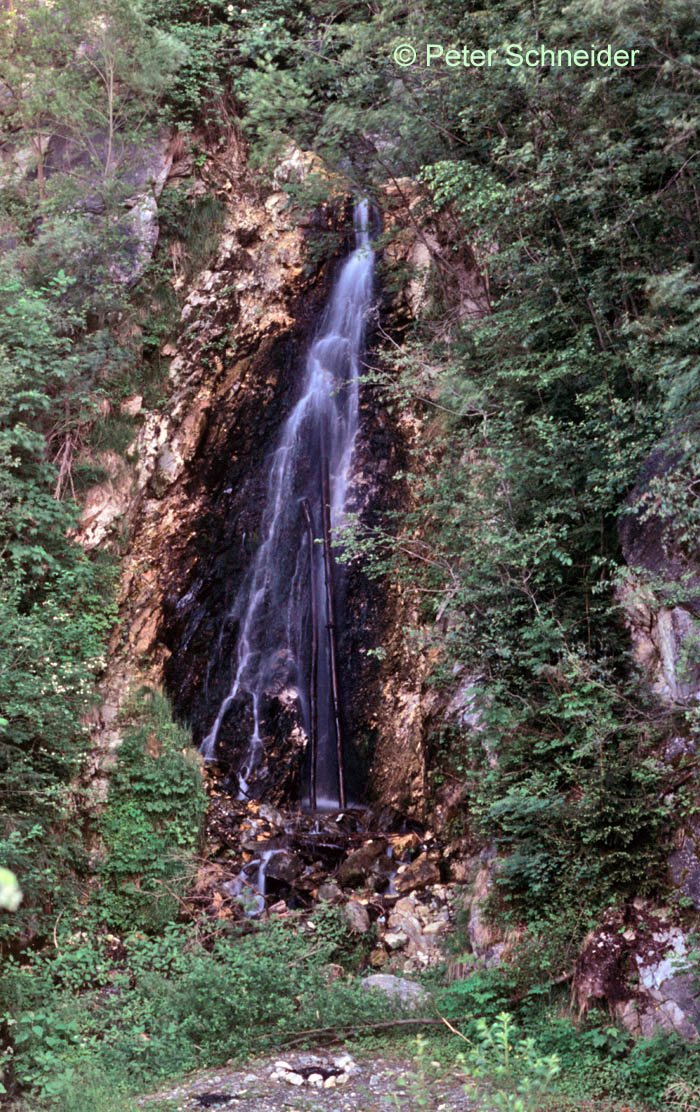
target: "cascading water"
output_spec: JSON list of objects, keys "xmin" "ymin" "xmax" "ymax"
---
[{"xmin": 199, "ymin": 201, "xmax": 374, "ymax": 810}]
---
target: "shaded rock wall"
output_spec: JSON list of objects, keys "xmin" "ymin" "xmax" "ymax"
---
[
  {"xmin": 618, "ymin": 441, "xmax": 700, "ymax": 914},
  {"xmin": 1, "ymin": 125, "xmax": 179, "ymax": 285}
]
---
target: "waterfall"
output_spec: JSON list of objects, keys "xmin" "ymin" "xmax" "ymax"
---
[{"xmin": 199, "ymin": 201, "xmax": 374, "ymax": 810}]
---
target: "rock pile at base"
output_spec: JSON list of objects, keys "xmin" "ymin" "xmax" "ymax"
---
[{"xmin": 269, "ymin": 1053, "xmax": 356, "ymax": 1088}]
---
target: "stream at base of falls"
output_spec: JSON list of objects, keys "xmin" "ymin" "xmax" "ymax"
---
[{"xmin": 201, "ymin": 768, "xmax": 435, "ymax": 913}]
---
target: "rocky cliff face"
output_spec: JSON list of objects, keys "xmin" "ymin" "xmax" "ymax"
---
[
  {"xmin": 568, "ymin": 442, "xmax": 700, "ymax": 1040},
  {"xmin": 618, "ymin": 442, "xmax": 700, "ymax": 918},
  {"xmin": 619, "ymin": 442, "xmax": 700, "ymax": 705},
  {"xmin": 366, "ymin": 182, "xmax": 492, "ymax": 822},
  {"xmin": 1, "ymin": 124, "xmax": 180, "ymax": 285},
  {"xmin": 78, "ymin": 142, "xmax": 417, "ymax": 814}
]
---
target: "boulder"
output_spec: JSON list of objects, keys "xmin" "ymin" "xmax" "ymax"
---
[
  {"xmin": 383, "ymin": 895, "xmax": 446, "ymax": 964},
  {"xmin": 337, "ymin": 840, "xmax": 386, "ymax": 887},
  {"xmin": 258, "ymin": 803, "xmax": 286, "ymax": 828},
  {"xmin": 343, "ymin": 900, "xmax": 371, "ymax": 934},
  {"xmin": 423, "ymin": 920, "xmax": 450, "ymax": 936},
  {"xmin": 361, "ymin": 974, "xmax": 432, "ymax": 1010},
  {"xmin": 317, "ymin": 881, "xmax": 343, "ymax": 903},
  {"xmin": 384, "ymin": 930, "xmax": 409, "ymax": 950},
  {"xmin": 632, "ymin": 926, "xmax": 700, "ymax": 1040},
  {"xmin": 447, "ymin": 859, "xmax": 475, "ymax": 884},
  {"xmin": 394, "ymin": 852, "xmax": 440, "ymax": 894},
  {"xmin": 388, "ymin": 899, "xmax": 422, "ymax": 942},
  {"xmin": 264, "ymin": 851, "xmax": 302, "ymax": 885},
  {"xmin": 388, "ymin": 832, "xmax": 421, "ymax": 857},
  {"xmin": 575, "ymin": 907, "xmax": 700, "ymax": 1041}
]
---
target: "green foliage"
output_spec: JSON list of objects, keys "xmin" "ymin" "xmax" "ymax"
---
[
  {"xmin": 438, "ymin": 967, "xmax": 517, "ymax": 1031},
  {"xmin": 527, "ymin": 1011, "xmax": 700, "ymax": 1109},
  {"xmin": 142, "ymin": 0, "xmax": 238, "ymax": 126},
  {"xmin": 462, "ymin": 1012, "xmax": 560, "ymax": 1112},
  {"xmin": 96, "ymin": 689, "xmax": 207, "ymax": 932},
  {"xmin": 310, "ymin": 904, "xmax": 377, "ymax": 971},
  {"xmin": 0, "ymin": 0, "xmax": 225, "ymax": 961},
  {"xmin": 0, "ymin": 0, "xmax": 188, "ymax": 951},
  {"xmin": 0, "ymin": 917, "xmax": 391, "ymax": 1109},
  {"xmin": 0, "ymin": 274, "xmax": 118, "ymax": 936}
]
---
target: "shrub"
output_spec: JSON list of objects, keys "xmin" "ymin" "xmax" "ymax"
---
[
  {"xmin": 96, "ymin": 689, "xmax": 207, "ymax": 932},
  {"xmin": 1, "ymin": 917, "xmax": 392, "ymax": 1107}
]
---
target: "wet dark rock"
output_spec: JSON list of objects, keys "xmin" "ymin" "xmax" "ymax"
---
[
  {"xmin": 289, "ymin": 832, "xmax": 347, "ymax": 870},
  {"xmin": 150, "ymin": 204, "xmax": 399, "ymax": 809},
  {"xmin": 83, "ymin": 142, "xmax": 430, "ymax": 834},
  {"xmin": 368, "ymin": 853, "xmax": 397, "ymax": 893},
  {"xmin": 241, "ymin": 836, "xmax": 272, "ymax": 853},
  {"xmin": 264, "ymin": 851, "xmax": 302, "ymax": 885},
  {"xmin": 370, "ymin": 805, "xmax": 420, "ymax": 833},
  {"xmin": 337, "ymin": 840, "xmax": 387, "ymax": 887},
  {"xmin": 372, "ymin": 853, "xmax": 397, "ymax": 878},
  {"xmin": 332, "ymin": 809, "xmax": 372, "ymax": 833},
  {"xmin": 258, "ymin": 803, "xmax": 285, "ymax": 828}
]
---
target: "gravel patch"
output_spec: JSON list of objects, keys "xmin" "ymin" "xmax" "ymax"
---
[{"xmin": 139, "ymin": 1049, "xmax": 484, "ymax": 1111}]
